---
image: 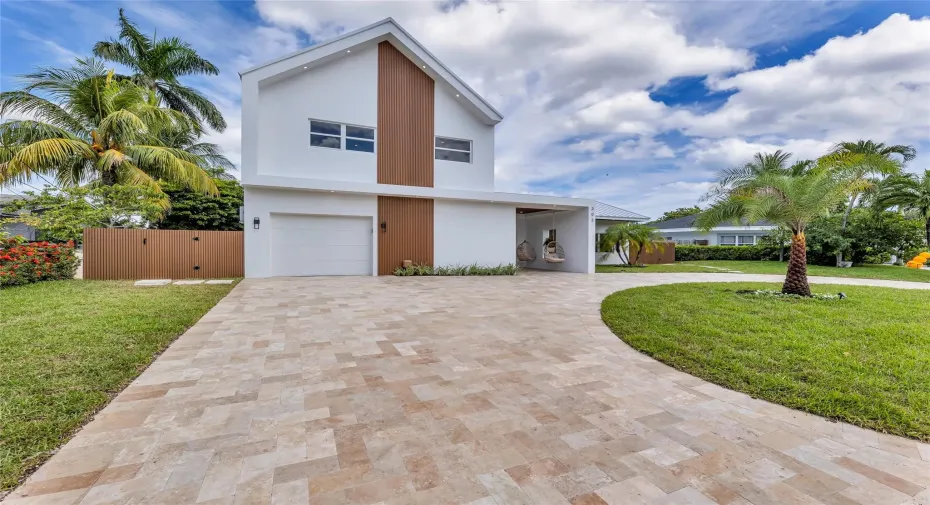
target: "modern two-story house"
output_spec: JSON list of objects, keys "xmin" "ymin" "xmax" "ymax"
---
[{"xmin": 240, "ymin": 18, "xmax": 602, "ymax": 277}]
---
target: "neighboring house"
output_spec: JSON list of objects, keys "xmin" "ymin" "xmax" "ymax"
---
[
  {"xmin": 241, "ymin": 18, "xmax": 646, "ymax": 277},
  {"xmin": 652, "ymin": 213, "xmax": 777, "ymax": 246},
  {"xmin": 593, "ymin": 202, "xmax": 650, "ymax": 265},
  {"xmin": 0, "ymin": 194, "xmax": 36, "ymax": 241}
]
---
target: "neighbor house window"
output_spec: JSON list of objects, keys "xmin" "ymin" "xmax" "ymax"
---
[
  {"xmin": 738, "ymin": 235, "xmax": 756, "ymax": 246},
  {"xmin": 435, "ymin": 136, "xmax": 471, "ymax": 163},
  {"xmin": 309, "ymin": 120, "xmax": 375, "ymax": 153},
  {"xmin": 719, "ymin": 235, "xmax": 736, "ymax": 245}
]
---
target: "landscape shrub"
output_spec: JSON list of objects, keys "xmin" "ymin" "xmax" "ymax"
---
[
  {"xmin": 393, "ymin": 263, "xmax": 519, "ymax": 276},
  {"xmin": 675, "ymin": 245, "xmax": 781, "ymax": 261},
  {"xmin": 0, "ymin": 238, "xmax": 80, "ymax": 287}
]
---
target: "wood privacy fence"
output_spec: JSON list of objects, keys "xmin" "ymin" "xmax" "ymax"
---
[
  {"xmin": 83, "ymin": 228, "xmax": 243, "ymax": 280},
  {"xmin": 629, "ymin": 241, "xmax": 676, "ymax": 265}
]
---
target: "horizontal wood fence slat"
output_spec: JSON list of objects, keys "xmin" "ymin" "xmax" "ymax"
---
[{"xmin": 82, "ymin": 228, "xmax": 243, "ymax": 280}]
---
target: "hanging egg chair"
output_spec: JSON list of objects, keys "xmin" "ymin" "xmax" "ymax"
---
[
  {"xmin": 516, "ymin": 240, "xmax": 536, "ymax": 261},
  {"xmin": 543, "ymin": 209, "xmax": 566, "ymax": 263},
  {"xmin": 516, "ymin": 213, "xmax": 537, "ymax": 261},
  {"xmin": 544, "ymin": 241, "xmax": 566, "ymax": 263}
]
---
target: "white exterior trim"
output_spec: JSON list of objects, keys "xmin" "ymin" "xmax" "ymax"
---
[
  {"xmin": 239, "ymin": 18, "xmax": 502, "ymax": 125},
  {"xmin": 657, "ymin": 226, "xmax": 777, "ymax": 233}
]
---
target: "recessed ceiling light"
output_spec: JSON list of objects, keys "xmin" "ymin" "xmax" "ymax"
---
[
  {"xmin": 347, "ymin": 50, "xmax": 351, "ymax": 53},
  {"xmin": 422, "ymin": 65, "xmax": 426, "ymax": 68},
  {"xmin": 303, "ymin": 66, "xmax": 307, "ymax": 69},
  {"xmin": 455, "ymin": 94, "xmax": 460, "ymax": 97}
]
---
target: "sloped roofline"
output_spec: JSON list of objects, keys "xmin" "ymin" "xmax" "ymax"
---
[{"xmin": 239, "ymin": 17, "xmax": 503, "ymax": 125}]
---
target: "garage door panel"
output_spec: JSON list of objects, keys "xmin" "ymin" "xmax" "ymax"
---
[{"xmin": 271, "ymin": 214, "xmax": 372, "ymax": 276}]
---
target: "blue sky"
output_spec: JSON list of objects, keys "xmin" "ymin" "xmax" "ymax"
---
[{"xmin": 2, "ymin": 1, "xmax": 929, "ymax": 217}]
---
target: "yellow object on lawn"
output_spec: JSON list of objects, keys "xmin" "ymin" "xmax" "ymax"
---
[{"xmin": 906, "ymin": 252, "xmax": 930, "ymax": 268}]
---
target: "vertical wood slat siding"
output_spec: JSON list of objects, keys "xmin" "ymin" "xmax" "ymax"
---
[
  {"xmin": 629, "ymin": 242, "xmax": 676, "ymax": 265},
  {"xmin": 377, "ymin": 41, "xmax": 435, "ymax": 187},
  {"xmin": 377, "ymin": 196, "xmax": 433, "ymax": 275},
  {"xmin": 82, "ymin": 229, "xmax": 244, "ymax": 280}
]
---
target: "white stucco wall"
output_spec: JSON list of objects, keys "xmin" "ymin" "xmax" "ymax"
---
[
  {"xmin": 433, "ymin": 84, "xmax": 495, "ymax": 192},
  {"xmin": 244, "ymin": 187, "xmax": 378, "ymax": 277},
  {"xmin": 434, "ymin": 201, "xmax": 515, "ymax": 267},
  {"xmin": 594, "ymin": 219, "xmax": 631, "ymax": 265},
  {"xmin": 517, "ymin": 209, "xmax": 594, "ymax": 273},
  {"xmin": 255, "ymin": 45, "xmax": 378, "ymax": 183},
  {"xmin": 659, "ymin": 230, "xmax": 770, "ymax": 245}
]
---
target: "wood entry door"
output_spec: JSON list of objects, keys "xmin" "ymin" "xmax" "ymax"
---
[{"xmin": 378, "ymin": 196, "xmax": 433, "ymax": 275}]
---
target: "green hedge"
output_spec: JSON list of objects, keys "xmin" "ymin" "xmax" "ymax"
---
[{"xmin": 675, "ymin": 245, "xmax": 781, "ymax": 261}]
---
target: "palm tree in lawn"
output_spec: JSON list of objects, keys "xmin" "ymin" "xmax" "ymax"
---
[
  {"xmin": 874, "ymin": 170, "xmax": 930, "ymax": 247},
  {"xmin": 702, "ymin": 150, "xmax": 814, "ymax": 202},
  {"xmin": 0, "ymin": 58, "xmax": 217, "ymax": 197},
  {"xmin": 93, "ymin": 9, "xmax": 226, "ymax": 132},
  {"xmin": 600, "ymin": 222, "xmax": 666, "ymax": 266},
  {"xmin": 698, "ymin": 161, "xmax": 866, "ymax": 296},
  {"xmin": 823, "ymin": 140, "xmax": 911, "ymax": 265}
]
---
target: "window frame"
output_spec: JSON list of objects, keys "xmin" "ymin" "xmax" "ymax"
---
[
  {"xmin": 308, "ymin": 119, "xmax": 376, "ymax": 154},
  {"xmin": 737, "ymin": 235, "xmax": 756, "ymax": 246},
  {"xmin": 719, "ymin": 235, "xmax": 737, "ymax": 246},
  {"xmin": 434, "ymin": 135, "xmax": 473, "ymax": 164}
]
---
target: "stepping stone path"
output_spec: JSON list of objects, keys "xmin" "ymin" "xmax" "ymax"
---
[{"xmin": 133, "ymin": 279, "xmax": 235, "ymax": 286}]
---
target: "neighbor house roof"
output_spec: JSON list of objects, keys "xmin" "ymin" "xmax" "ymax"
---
[
  {"xmin": 594, "ymin": 202, "xmax": 650, "ymax": 221},
  {"xmin": 651, "ymin": 213, "xmax": 774, "ymax": 230},
  {"xmin": 239, "ymin": 18, "xmax": 503, "ymax": 125}
]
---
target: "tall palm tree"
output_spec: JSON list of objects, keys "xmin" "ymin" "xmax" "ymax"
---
[
  {"xmin": 698, "ymin": 158, "xmax": 866, "ymax": 296},
  {"xmin": 0, "ymin": 59, "xmax": 217, "ymax": 197},
  {"xmin": 874, "ymin": 170, "xmax": 930, "ymax": 247},
  {"xmin": 600, "ymin": 222, "xmax": 666, "ymax": 266},
  {"xmin": 821, "ymin": 140, "xmax": 907, "ymax": 265},
  {"xmin": 93, "ymin": 9, "xmax": 226, "ymax": 132},
  {"xmin": 702, "ymin": 150, "xmax": 814, "ymax": 202}
]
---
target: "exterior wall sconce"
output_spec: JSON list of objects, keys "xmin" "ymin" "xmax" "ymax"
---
[
  {"xmin": 253, "ymin": 217, "xmax": 260, "ymax": 229},
  {"xmin": 380, "ymin": 221, "xmax": 387, "ymax": 233}
]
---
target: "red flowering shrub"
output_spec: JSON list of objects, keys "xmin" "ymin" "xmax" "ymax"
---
[{"xmin": 0, "ymin": 238, "xmax": 80, "ymax": 287}]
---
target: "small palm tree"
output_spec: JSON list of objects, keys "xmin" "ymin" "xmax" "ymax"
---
[
  {"xmin": 93, "ymin": 9, "xmax": 226, "ymax": 132},
  {"xmin": 698, "ymin": 158, "xmax": 866, "ymax": 296},
  {"xmin": 600, "ymin": 222, "xmax": 666, "ymax": 266},
  {"xmin": 874, "ymin": 170, "xmax": 930, "ymax": 247},
  {"xmin": 0, "ymin": 59, "xmax": 217, "ymax": 197},
  {"xmin": 821, "ymin": 140, "xmax": 908, "ymax": 265},
  {"xmin": 703, "ymin": 150, "xmax": 813, "ymax": 202}
]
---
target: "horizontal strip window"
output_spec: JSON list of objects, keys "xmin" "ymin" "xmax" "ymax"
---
[
  {"xmin": 309, "ymin": 119, "xmax": 375, "ymax": 153},
  {"xmin": 435, "ymin": 136, "xmax": 471, "ymax": 163}
]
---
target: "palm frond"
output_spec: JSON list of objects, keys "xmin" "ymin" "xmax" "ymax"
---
[
  {"xmin": 124, "ymin": 144, "xmax": 218, "ymax": 195},
  {"xmin": 0, "ymin": 91, "xmax": 89, "ymax": 134},
  {"xmin": 3, "ymin": 138, "xmax": 95, "ymax": 183},
  {"xmin": 158, "ymin": 82, "xmax": 226, "ymax": 131}
]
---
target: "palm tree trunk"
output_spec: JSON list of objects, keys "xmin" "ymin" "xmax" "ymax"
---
[
  {"xmin": 101, "ymin": 169, "xmax": 118, "ymax": 186},
  {"xmin": 836, "ymin": 194, "xmax": 857, "ymax": 266},
  {"xmin": 614, "ymin": 241, "xmax": 629, "ymax": 265},
  {"xmin": 783, "ymin": 231, "xmax": 812, "ymax": 296},
  {"xmin": 925, "ymin": 220, "xmax": 930, "ymax": 248}
]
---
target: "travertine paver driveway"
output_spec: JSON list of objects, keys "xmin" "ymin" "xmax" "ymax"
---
[{"xmin": 7, "ymin": 273, "xmax": 930, "ymax": 505}]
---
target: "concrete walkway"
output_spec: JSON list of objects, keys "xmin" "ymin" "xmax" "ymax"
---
[{"xmin": 7, "ymin": 273, "xmax": 929, "ymax": 505}]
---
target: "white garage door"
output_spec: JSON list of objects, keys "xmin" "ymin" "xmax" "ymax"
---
[{"xmin": 271, "ymin": 214, "xmax": 372, "ymax": 276}]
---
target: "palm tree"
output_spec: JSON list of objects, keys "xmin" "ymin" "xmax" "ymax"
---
[
  {"xmin": 698, "ymin": 158, "xmax": 866, "ymax": 296},
  {"xmin": 702, "ymin": 150, "xmax": 813, "ymax": 202},
  {"xmin": 0, "ymin": 58, "xmax": 217, "ymax": 197},
  {"xmin": 874, "ymin": 170, "xmax": 930, "ymax": 247},
  {"xmin": 821, "ymin": 141, "xmax": 908, "ymax": 265},
  {"xmin": 600, "ymin": 222, "xmax": 666, "ymax": 266},
  {"xmin": 93, "ymin": 9, "xmax": 226, "ymax": 132}
]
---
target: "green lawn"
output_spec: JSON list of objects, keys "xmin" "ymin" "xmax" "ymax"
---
[
  {"xmin": 601, "ymin": 282, "xmax": 930, "ymax": 441},
  {"xmin": 596, "ymin": 260, "xmax": 930, "ymax": 282},
  {"xmin": 0, "ymin": 280, "xmax": 237, "ymax": 491}
]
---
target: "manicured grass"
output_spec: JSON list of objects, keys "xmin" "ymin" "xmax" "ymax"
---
[
  {"xmin": 601, "ymin": 282, "xmax": 930, "ymax": 441},
  {"xmin": 597, "ymin": 260, "xmax": 930, "ymax": 282},
  {"xmin": 0, "ymin": 280, "xmax": 237, "ymax": 491}
]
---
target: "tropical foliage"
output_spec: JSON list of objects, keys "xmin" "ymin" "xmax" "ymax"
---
[
  {"xmin": 819, "ymin": 140, "xmax": 910, "ymax": 264},
  {"xmin": 2, "ymin": 185, "xmax": 166, "ymax": 243},
  {"xmin": 699, "ymin": 157, "xmax": 866, "ymax": 296},
  {"xmin": 0, "ymin": 59, "xmax": 218, "ymax": 196},
  {"xmin": 599, "ymin": 222, "xmax": 666, "ymax": 266},
  {"xmin": 393, "ymin": 263, "xmax": 519, "ymax": 276},
  {"xmin": 93, "ymin": 9, "xmax": 226, "ymax": 131},
  {"xmin": 874, "ymin": 170, "xmax": 930, "ymax": 247},
  {"xmin": 0, "ymin": 238, "xmax": 80, "ymax": 286},
  {"xmin": 655, "ymin": 205, "xmax": 701, "ymax": 222},
  {"xmin": 805, "ymin": 209, "xmax": 925, "ymax": 266},
  {"xmin": 156, "ymin": 174, "xmax": 243, "ymax": 231}
]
